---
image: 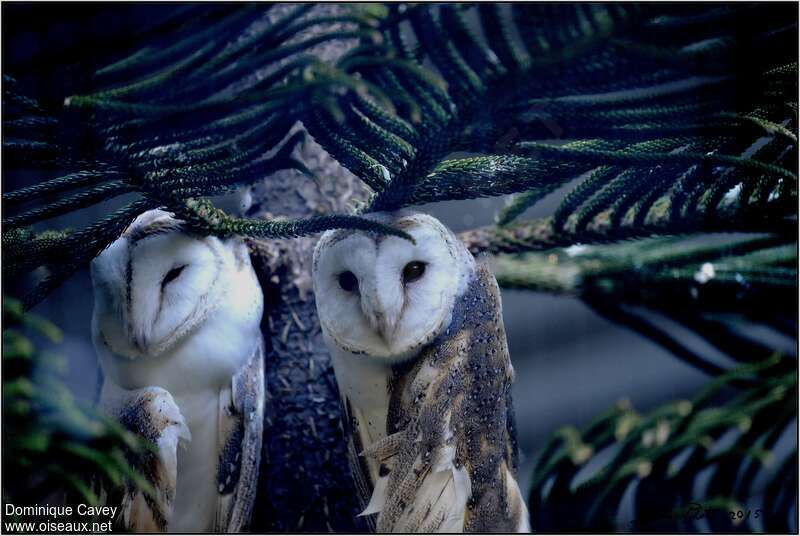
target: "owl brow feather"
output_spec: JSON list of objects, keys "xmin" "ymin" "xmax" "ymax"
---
[{"xmin": 125, "ymin": 219, "xmax": 185, "ymax": 247}]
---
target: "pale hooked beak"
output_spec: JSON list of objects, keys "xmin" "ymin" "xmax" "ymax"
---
[
  {"xmin": 360, "ymin": 284, "xmax": 401, "ymax": 344},
  {"xmin": 131, "ymin": 330, "xmax": 150, "ymax": 354},
  {"xmin": 376, "ymin": 313, "xmax": 399, "ymax": 344}
]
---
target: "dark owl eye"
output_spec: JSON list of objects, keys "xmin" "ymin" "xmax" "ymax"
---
[
  {"xmin": 338, "ymin": 271, "xmax": 358, "ymax": 292},
  {"xmin": 162, "ymin": 265, "xmax": 186, "ymax": 288},
  {"xmin": 402, "ymin": 261, "xmax": 426, "ymax": 284}
]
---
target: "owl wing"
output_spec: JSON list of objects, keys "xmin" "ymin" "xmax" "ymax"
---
[
  {"xmin": 342, "ymin": 398, "xmax": 379, "ymax": 531},
  {"xmin": 100, "ymin": 385, "xmax": 191, "ymax": 532},
  {"xmin": 364, "ymin": 263, "xmax": 530, "ymax": 532},
  {"xmin": 214, "ymin": 336, "xmax": 266, "ymax": 532}
]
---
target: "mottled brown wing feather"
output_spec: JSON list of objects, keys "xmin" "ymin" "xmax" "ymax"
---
[
  {"xmin": 343, "ymin": 397, "xmax": 378, "ymax": 531},
  {"xmin": 111, "ymin": 389, "xmax": 189, "ymax": 532},
  {"xmin": 215, "ymin": 337, "xmax": 266, "ymax": 532},
  {"xmin": 368, "ymin": 263, "xmax": 524, "ymax": 532}
]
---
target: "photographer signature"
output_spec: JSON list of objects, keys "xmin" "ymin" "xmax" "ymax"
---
[{"xmin": 627, "ymin": 502, "xmax": 763, "ymax": 529}]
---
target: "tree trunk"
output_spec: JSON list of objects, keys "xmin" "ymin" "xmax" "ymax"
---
[{"xmin": 247, "ymin": 129, "xmax": 372, "ymax": 532}]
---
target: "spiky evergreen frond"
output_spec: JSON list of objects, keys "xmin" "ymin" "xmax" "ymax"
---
[
  {"xmin": 485, "ymin": 222, "xmax": 796, "ymax": 530},
  {"xmin": 4, "ymin": 4, "xmax": 796, "ymax": 307},
  {"xmin": 3, "ymin": 5, "xmax": 410, "ymax": 307},
  {"xmin": 491, "ymin": 234, "xmax": 795, "ymax": 373},
  {"xmin": 527, "ymin": 357, "xmax": 796, "ymax": 532}
]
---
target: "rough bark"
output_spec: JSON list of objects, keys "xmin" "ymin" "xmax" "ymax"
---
[
  {"xmin": 209, "ymin": 5, "xmax": 375, "ymax": 530},
  {"xmin": 246, "ymin": 130, "xmax": 372, "ymax": 531}
]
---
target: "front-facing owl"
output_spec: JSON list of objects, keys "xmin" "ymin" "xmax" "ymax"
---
[
  {"xmin": 312, "ymin": 211, "xmax": 530, "ymax": 532},
  {"xmin": 91, "ymin": 209, "xmax": 265, "ymax": 532}
]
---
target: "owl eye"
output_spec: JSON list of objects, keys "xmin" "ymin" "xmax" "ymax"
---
[
  {"xmin": 162, "ymin": 264, "xmax": 187, "ymax": 288},
  {"xmin": 338, "ymin": 271, "xmax": 359, "ymax": 292},
  {"xmin": 402, "ymin": 261, "xmax": 426, "ymax": 284}
]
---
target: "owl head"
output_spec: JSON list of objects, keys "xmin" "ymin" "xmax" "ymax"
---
[
  {"xmin": 91, "ymin": 209, "xmax": 260, "ymax": 360},
  {"xmin": 312, "ymin": 211, "xmax": 476, "ymax": 363}
]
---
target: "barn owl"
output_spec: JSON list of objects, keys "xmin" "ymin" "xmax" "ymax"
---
[
  {"xmin": 90, "ymin": 209, "xmax": 265, "ymax": 532},
  {"xmin": 312, "ymin": 211, "xmax": 530, "ymax": 532}
]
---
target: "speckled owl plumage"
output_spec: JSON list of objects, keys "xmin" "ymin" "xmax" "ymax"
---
[
  {"xmin": 360, "ymin": 264, "xmax": 527, "ymax": 532},
  {"xmin": 313, "ymin": 211, "xmax": 529, "ymax": 533}
]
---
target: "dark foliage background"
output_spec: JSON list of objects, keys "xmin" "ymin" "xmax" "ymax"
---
[{"xmin": 2, "ymin": 3, "xmax": 797, "ymax": 533}]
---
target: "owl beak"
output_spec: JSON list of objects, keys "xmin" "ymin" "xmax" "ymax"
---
[
  {"xmin": 361, "ymin": 287, "xmax": 400, "ymax": 345},
  {"xmin": 377, "ymin": 314, "xmax": 399, "ymax": 344},
  {"xmin": 128, "ymin": 318, "xmax": 151, "ymax": 354},
  {"xmin": 132, "ymin": 332, "xmax": 149, "ymax": 354}
]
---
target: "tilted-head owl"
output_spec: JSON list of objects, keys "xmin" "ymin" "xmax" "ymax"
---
[
  {"xmin": 91, "ymin": 209, "xmax": 265, "ymax": 532},
  {"xmin": 312, "ymin": 211, "xmax": 530, "ymax": 532}
]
